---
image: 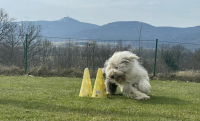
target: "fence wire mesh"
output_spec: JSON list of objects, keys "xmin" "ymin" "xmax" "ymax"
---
[{"xmin": 0, "ymin": 35, "xmax": 200, "ymax": 76}]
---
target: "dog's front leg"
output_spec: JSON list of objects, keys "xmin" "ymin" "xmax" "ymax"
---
[
  {"xmin": 105, "ymin": 79, "xmax": 118, "ymax": 95},
  {"xmin": 120, "ymin": 84, "xmax": 150, "ymax": 100}
]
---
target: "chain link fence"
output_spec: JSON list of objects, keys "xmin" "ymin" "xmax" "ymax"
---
[{"xmin": 0, "ymin": 35, "xmax": 200, "ymax": 78}]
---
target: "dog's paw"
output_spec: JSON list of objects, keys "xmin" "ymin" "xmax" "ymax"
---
[{"xmin": 135, "ymin": 95, "xmax": 150, "ymax": 101}]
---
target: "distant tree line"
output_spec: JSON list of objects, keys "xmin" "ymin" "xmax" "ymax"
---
[{"xmin": 1, "ymin": 8, "xmax": 200, "ymax": 75}]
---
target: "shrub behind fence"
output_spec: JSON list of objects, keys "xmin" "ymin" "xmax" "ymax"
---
[{"xmin": 0, "ymin": 35, "xmax": 200, "ymax": 77}]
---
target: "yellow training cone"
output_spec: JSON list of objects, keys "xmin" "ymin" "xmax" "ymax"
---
[
  {"xmin": 92, "ymin": 68, "xmax": 107, "ymax": 98},
  {"xmin": 79, "ymin": 68, "xmax": 93, "ymax": 97}
]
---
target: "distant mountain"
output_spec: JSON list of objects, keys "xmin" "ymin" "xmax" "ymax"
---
[
  {"xmin": 21, "ymin": 17, "xmax": 100, "ymax": 37},
  {"xmin": 19, "ymin": 17, "xmax": 200, "ymax": 43},
  {"xmin": 73, "ymin": 21, "xmax": 155, "ymax": 40},
  {"xmin": 73, "ymin": 21, "xmax": 200, "ymax": 43}
]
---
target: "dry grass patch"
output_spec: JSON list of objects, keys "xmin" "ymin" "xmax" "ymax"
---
[
  {"xmin": 155, "ymin": 70, "xmax": 200, "ymax": 82},
  {"xmin": 0, "ymin": 65, "xmax": 24, "ymax": 76}
]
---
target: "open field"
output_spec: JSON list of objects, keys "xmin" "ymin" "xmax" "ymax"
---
[{"xmin": 0, "ymin": 76, "xmax": 200, "ymax": 120}]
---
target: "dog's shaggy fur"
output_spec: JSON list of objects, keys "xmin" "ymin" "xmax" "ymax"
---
[{"xmin": 103, "ymin": 51, "xmax": 151, "ymax": 100}]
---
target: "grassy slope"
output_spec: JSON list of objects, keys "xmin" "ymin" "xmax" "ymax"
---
[{"xmin": 0, "ymin": 76, "xmax": 199, "ymax": 121}]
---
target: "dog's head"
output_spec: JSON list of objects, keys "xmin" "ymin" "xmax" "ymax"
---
[{"xmin": 105, "ymin": 51, "xmax": 139, "ymax": 83}]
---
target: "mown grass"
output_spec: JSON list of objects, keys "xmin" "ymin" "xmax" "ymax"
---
[{"xmin": 0, "ymin": 76, "xmax": 200, "ymax": 121}]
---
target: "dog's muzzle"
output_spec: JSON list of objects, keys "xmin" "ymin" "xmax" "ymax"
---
[
  {"xmin": 110, "ymin": 75, "xmax": 115, "ymax": 79},
  {"xmin": 109, "ymin": 74, "xmax": 125, "ymax": 83}
]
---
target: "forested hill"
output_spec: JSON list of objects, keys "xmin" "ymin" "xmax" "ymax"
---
[{"xmin": 20, "ymin": 17, "xmax": 200, "ymax": 43}]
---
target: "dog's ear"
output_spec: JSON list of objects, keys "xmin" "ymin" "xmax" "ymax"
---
[
  {"xmin": 128, "ymin": 54, "xmax": 139, "ymax": 60},
  {"xmin": 122, "ymin": 54, "xmax": 139, "ymax": 64},
  {"xmin": 104, "ymin": 60, "xmax": 108, "ymax": 68}
]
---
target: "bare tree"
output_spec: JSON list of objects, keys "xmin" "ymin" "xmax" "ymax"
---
[
  {"xmin": 90, "ymin": 41, "xmax": 98, "ymax": 71},
  {"xmin": 1, "ymin": 34, "xmax": 21, "ymax": 66},
  {"xmin": 67, "ymin": 38, "xmax": 72, "ymax": 68},
  {"xmin": 39, "ymin": 39, "xmax": 53, "ymax": 64},
  {"xmin": 193, "ymin": 48, "xmax": 200, "ymax": 69},
  {"xmin": 98, "ymin": 43, "xmax": 113, "ymax": 67},
  {"xmin": 70, "ymin": 42, "xmax": 81, "ymax": 69},
  {"xmin": 0, "ymin": 9, "xmax": 20, "ymax": 66},
  {"xmin": 158, "ymin": 44, "xmax": 188, "ymax": 72},
  {"xmin": 0, "ymin": 8, "xmax": 16, "ymax": 42},
  {"xmin": 158, "ymin": 44, "xmax": 177, "ymax": 72},
  {"xmin": 82, "ymin": 42, "xmax": 91, "ymax": 68},
  {"xmin": 136, "ymin": 21, "xmax": 143, "ymax": 56},
  {"xmin": 171, "ymin": 44, "xmax": 188, "ymax": 70},
  {"xmin": 194, "ymin": 49, "xmax": 200, "ymax": 62},
  {"xmin": 17, "ymin": 22, "xmax": 42, "ymax": 68}
]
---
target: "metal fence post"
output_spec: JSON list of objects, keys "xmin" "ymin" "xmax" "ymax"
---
[
  {"xmin": 153, "ymin": 39, "xmax": 158, "ymax": 77},
  {"xmin": 25, "ymin": 34, "xmax": 28, "ymax": 74}
]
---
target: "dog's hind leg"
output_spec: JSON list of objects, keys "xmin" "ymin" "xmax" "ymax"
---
[
  {"xmin": 120, "ymin": 84, "xmax": 150, "ymax": 100},
  {"xmin": 105, "ymin": 79, "xmax": 118, "ymax": 95},
  {"xmin": 137, "ymin": 79, "xmax": 151, "ymax": 94}
]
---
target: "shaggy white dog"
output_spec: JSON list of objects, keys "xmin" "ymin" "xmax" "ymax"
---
[{"xmin": 103, "ymin": 51, "xmax": 151, "ymax": 100}]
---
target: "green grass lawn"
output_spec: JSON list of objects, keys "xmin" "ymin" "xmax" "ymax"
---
[{"xmin": 0, "ymin": 76, "xmax": 200, "ymax": 121}]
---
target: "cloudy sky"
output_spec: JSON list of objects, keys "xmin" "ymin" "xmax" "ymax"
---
[{"xmin": 1, "ymin": 0, "xmax": 200, "ymax": 27}]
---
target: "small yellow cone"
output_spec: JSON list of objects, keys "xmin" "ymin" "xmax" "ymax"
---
[
  {"xmin": 79, "ymin": 68, "xmax": 93, "ymax": 97},
  {"xmin": 92, "ymin": 68, "xmax": 107, "ymax": 98}
]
